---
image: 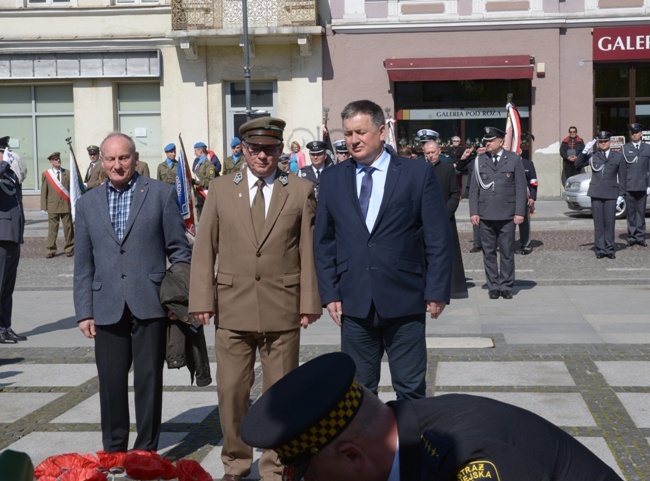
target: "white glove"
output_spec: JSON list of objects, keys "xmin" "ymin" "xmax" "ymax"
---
[
  {"xmin": 582, "ymin": 138, "xmax": 597, "ymax": 154},
  {"xmin": 617, "ymin": 196, "xmax": 624, "ymax": 206},
  {"xmin": 647, "ymin": 187, "xmax": 650, "ymax": 195},
  {"xmin": 40, "ymin": 210, "xmax": 47, "ymax": 215}
]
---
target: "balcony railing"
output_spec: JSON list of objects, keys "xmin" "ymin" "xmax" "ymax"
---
[{"xmin": 172, "ymin": 0, "xmax": 317, "ymax": 31}]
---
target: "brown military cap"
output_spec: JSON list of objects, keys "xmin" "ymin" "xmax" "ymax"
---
[
  {"xmin": 239, "ymin": 117, "xmax": 286, "ymax": 145},
  {"xmin": 87, "ymin": 145, "xmax": 100, "ymax": 154},
  {"xmin": 48, "ymin": 152, "xmax": 61, "ymax": 160}
]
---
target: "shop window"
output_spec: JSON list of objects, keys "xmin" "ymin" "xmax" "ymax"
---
[
  {"xmin": 595, "ymin": 67, "xmax": 629, "ymax": 98},
  {"xmin": 117, "ymin": 83, "xmax": 161, "ymax": 167},
  {"xmin": 0, "ymin": 85, "xmax": 74, "ymax": 192}
]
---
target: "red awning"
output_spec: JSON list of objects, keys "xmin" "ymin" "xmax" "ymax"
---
[{"xmin": 384, "ymin": 56, "xmax": 534, "ymax": 82}]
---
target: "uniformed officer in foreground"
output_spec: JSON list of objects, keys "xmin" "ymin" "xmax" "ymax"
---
[
  {"xmin": 621, "ymin": 123, "xmax": 650, "ymax": 247},
  {"xmin": 157, "ymin": 143, "xmax": 177, "ymax": 185},
  {"xmin": 575, "ymin": 131, "xmax": 627, "ymax": 259},
  {"xmin": 242, "ymin": 352, "xmax": 623, "ymax": 481},
  {"xmin": 469, "ymin": 127, "xmax": 527, "ymax": 299},
  {"xmin": 333, "ymin": 139, "xmax": 349, "ymax": 163}
]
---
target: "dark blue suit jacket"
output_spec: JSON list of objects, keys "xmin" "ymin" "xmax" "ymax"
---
[{"xmin": 314, "ymin": 153, "xmax": 452, "ymax": 319}]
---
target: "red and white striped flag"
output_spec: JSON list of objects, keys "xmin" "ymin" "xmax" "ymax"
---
[{"xmin": 504, "ymin": 101, "xmax": 522, "ymax": 155}]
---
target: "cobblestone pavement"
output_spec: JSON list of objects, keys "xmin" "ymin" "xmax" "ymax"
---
[{"xmin": 1, "ymin": 214, "xmax": 649, "ymax": 480}]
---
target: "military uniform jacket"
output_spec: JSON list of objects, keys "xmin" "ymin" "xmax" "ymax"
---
[
  {"xmin": 575, "ymin": 149, "xmax": 627, "ymax": 199},
  {"xmin": 194, "ymin": 159, "xmax": 216, "ymax": 190},
  {"xmin": 621, "ymin": 141, "xmax": 650, "ymax": 192},
  {"xmin": 157, "ymin": 160, "xmax": 178, "ymax": 185},
  {"xmin": 41, "ymin": 169, "xmax": 71, "ymax": 214},
  {"xmin": 299, "ymin": 161, "xmax": 332, "ymax": 201},
  {"xmin": 85, "ymin": 161, "xmax": 104, "ymax": 189},
  {"xmin": 0, "ymin": 170, "xmax": 24, "ymax": 244},
  {"xmin": 188, "ymin": 168, "xmax": 321, "ymax": 332},
  {"xmin": 468, "ymin": 150, "xmax": 527, "ymax": 221},
  {"xmin": 222, "ymin": 155, "xmax": 246, "ymax": 176},
  {"xmin": 389, "ymin": 394, "xmax": 622, "ymax": 481}
]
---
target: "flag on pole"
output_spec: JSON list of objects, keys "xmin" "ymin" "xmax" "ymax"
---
[
  {"xmin": 69, "ymin": 151, "xmax": 86, "ymax": 223},
  {"xmin": 177, "ymin": 136, "xmax": 197, "ymax": 242},
  {"xmin": 385, "ymin": 115, "xmax": 397, "ymax": 152},
  {"xmin": 504, "ymin": 100, "xmax": 522, "ymax": 155}
]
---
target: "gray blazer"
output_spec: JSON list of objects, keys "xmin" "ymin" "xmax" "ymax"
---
[
  {"xmin": 469, "ymin": 150, "xmax": 527, "ymax": 221},
  {"xmin": 0, "ymin": 169, "xmax": 24, "ymax": 244},
  {"xmin": 575, "ymin": 149, "xmax": 627, "ymax": 200},
  {"xmin": 622, "ymin": 141, "xmax": 650, "ymax": 192},
  {"xmin": 73, "ymin": 175, "xmax": 191, "ymax": 325}
]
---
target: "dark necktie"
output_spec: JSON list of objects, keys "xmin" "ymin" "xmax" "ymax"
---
[
  {"xmin": 57, "ymin": 170, "xmax": 60, "ymax": 181},
  {"xmin": 493, "ymin": 154, "xmax": 499, "ymax": 165},
  {"xmin": 315, "ymin": 169, "xmax": 320, "ymax": 179},
  {"xmin": 252, "ymin": 179, "xmax": 265, "ymax": 241},
  {"xmin": 358, "ymin": 166, "xmax": 376, "ymax": 219},
  {"xmin": 85, "ymin": 163, "xmax": 93, "ymax": 182}
]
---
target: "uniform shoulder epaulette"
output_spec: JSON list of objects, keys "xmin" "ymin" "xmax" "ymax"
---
[
  {"xmin": 419, "ymin": 430, "xmax": 451, "ymax": 476},
  {"xmin": 234, "ymin": 172, "xmax": 244, "ymax": 184}
]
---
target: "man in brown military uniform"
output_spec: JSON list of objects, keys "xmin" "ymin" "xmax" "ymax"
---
[
  {"xmin": 191, "ymin": 144, "xmax": 216, "ymax": 219},
  {"xmin": 189, "ymin": 117, "xmax": 321, "ymax": 481},
  {"xmin": 84, "ymin": 145, "xmax": 104, "ymax": 190},
  {"xmin": 157, "ymin": 143, "xmax": 178, "ymax": 185},
  {"xmin": 41, "ymin": 152, "xmax": 74, "ymax": 258}
]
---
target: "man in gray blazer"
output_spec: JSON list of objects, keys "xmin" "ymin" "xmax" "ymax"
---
[
  {"xmin": 74, "ymin": 132, "xmax": 191, "ymax": 452},
  {"xmin": 469, "ymin": 127, "xmax": 527, "ymax": 300},
  {"xmin": 0, "ymin": 136, "xmax": 26, "ymax": 344},
  {"xmin": 622, "ymin": 123, "xmax": 650, "ymax": 247}
]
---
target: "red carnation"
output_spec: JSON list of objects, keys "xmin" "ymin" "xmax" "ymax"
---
[
  {"xmin": 58, "ymin": 468, "xmax": 107, "ymax": 481},
  {"xmin": 96, "ymin": 451, "xmax": 128, "ymax": 470},
  {"xmin": 124, "ymin": 451, "xmax": 169, "ymax": 480},
  {"xmin": 35, "ymin": 453, "xmax": 100, "ymax": 478}
]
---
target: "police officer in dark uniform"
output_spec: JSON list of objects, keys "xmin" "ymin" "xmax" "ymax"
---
[
  {"xmin": 621, "ymin": 123, "xmax": 650, "ymax": 247},
  {"xmin": 241, "ymin": 352, "xmax": 623, "ymax": 481},
  {"xmin": 333, "ymin": 139, "xmax": 349, "ymax": 163},
  {"xmin": 299, "ymin": 140, "xmax": 332, "ymax": 201},
  {"xmin": 156, "ymin": 143, "xmax": 177, "ymax": 186},
  {"xmin": 575, "ymin": 131, "xmax": 627, "ymax": 259},
  {"xmin": 469, "ymin": 127, "xmax": 527, "ymax": 299}
]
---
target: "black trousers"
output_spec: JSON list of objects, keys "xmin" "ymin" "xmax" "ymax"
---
[
  {"xmin": 95, "ymin": 305, "xmax": 166, "ymax": 452},
  {"xmin": 625, "ymin": 190, "xmax": 647, "ymax": 243},
  {"xmin": 591, "ymin": 197, "xmax": 616, "ymax": 256},
  {"xmin": 480, "ymin": 219, "xmax": 516, "ymax": 291},
  {"xmin": 0, "ymin": 241, "xmax": 20, "ymax": 330}
]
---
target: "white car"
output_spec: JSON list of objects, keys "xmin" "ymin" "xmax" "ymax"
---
[{"xmin": 563, "ymin": 172, "xmax": 650, "ymax": 219}]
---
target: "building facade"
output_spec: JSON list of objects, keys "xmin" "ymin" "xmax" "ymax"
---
[
  {"xmin": 0, "ymin": 0, "xmax": 323, "ymax": 205},
  {"xmin": 323, "ymin": 0, "xmax": 650, "ymax": 196}
]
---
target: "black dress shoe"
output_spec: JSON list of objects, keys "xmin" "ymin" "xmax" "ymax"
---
[
  {"xmin": 596, "ymin": 254, "xmax": 604, "ymax": 259},
  {"xmin": 638, "ymin": 241, "xmax": 648, "ymax": 247},
  {"xmin": 627, "ymin": 241, "xmax": 636, "ymax": 247},
  {"xmin": 5, "ymin": 328, "xmax": 27, "ymax": 341},
  {"xmin": 0, "ymin": 330, "xmax": 17, "ymax": 344},
  {"xmin": 488, "ymin": 290, "xmax": 500, "ymax": 299},
  {"xmin": 607, "ymin": 254, "xmax": 616, "ymax": 259},
  {"xmin": 501, "ymin": 290, "xmax": 513, "ymax": 299},
  {"xmin": 469, "ymin": 247, "xmax": 482, "ymax": 253}
]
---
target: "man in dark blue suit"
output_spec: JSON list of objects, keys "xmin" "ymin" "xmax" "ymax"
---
[{"xmin": 314, "ymin": 100, "xmax": 452, "ymax": 400}]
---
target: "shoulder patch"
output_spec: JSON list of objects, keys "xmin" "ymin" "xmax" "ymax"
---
[
  {"xmin": 455, "ymin": 460, "xmax": 500, "ymax": 481},
  {"xmin": 209, "ymin": 168, "xmax": 215, "ymax": 175},
  {"xmin": 234, "ymin": 172, "xmax": 243, "ymax": 184}
]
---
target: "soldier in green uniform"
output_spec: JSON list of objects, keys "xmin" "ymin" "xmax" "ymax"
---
[
  {"xmin": 157, "ymin": 143, "xmax": 178, "ymax": 185},
  {"xmin": 193, "ymin": 149, "xmax": 216, "ymax": 219},
  {"xmin": 222, "ymin": 137, "xmax": 246, "ymax": 175}
]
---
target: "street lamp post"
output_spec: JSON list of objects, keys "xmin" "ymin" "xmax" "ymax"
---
[{"xmin": 242, "ymin": 0, "xmax": 252, "ymax": 121}]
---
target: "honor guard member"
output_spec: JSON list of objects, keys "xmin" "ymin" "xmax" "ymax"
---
[
  {"xmin": 242, "ymin": 352, "xmax": 623, "ymax": 481},
  {"xmin": 333, "ymin": 139, "xmax": 349, "ymax": 163},
  {"xmin": 278, "ymin": 154, "xmax": 291, "ymax": 173},
  {"xmin": 299, "ymin": 140, "xmax": 332, "ymax": 201},
  {"xmin": 191, "ymin": 141, "xmax": 217, "ymax": 219},
  {"xmin": 135, "ymin": 159, "xmax": 150, "ymax": 178},
  {"xmin": 575, "ymin": 131, "xmax": 627, "ymax": 259},
  {"xmin": 157, "ymin": 143, "xmax": 178, "ymax": 185},
  {"xmin": 41, "ymin": 152, "xmax": 74, "ymax": 259},
  {"xmin": 84, "ymin": 145, "xmax": 103, "ymax": 190},
  {"xmin": 469, "ymin": 127, "xmax": 527, "ymax": 299},
  {"xmin": 223, "ymin": 137, "xmax": 246, "ymax": 175},
  {"xmin": 622, "ymin": 123, "xmax": 650, "ymax": 247},
  {"xmin": 417, "ymin": 128, "xmax": 439, "ymax": 143},
  {"xmin": 517, "ymin": 131, "xmax": 539, "ymax": 255}
]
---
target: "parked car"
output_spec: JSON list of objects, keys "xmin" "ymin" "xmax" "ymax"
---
[{"xmin": 563, "ymin": 172, "xmax": 650, "ymax": 219}]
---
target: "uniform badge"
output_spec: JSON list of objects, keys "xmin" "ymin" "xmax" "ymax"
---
[
  {"xmin": 455, "ymin": 460, "xmax": 500, "ymax": 481},
  {"xmin": 506, "ymin": 173, "xmax": 511, "ymax": 178},
  {"xmin": 234, "ymin": 172, "xmax": 243, "ymax": 184},
  {"xmin": 209, "ymin": 168, "xmax": 215, "ymax": 175},
  {"xmin": 300, "ymin": 171, "xmax": 306, "ymax": 177},
  {"xmin": 279, "ymin": 174, "xmax": 289, "ymax": 186}
]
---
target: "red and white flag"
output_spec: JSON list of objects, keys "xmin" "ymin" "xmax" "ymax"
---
[{"xmin": 504, "ymin": 101, "xmax": 522, "ymax": 155}]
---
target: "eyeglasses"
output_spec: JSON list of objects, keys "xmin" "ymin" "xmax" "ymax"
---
[
  {"xmin": 245, "ymin": 143, "xmax": 280, "ymax": 156},
  {"xmin": 569, "ymin": 130, "xmax": 577, "ymax": 134}
]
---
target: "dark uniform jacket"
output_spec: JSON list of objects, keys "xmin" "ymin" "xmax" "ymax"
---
[
  {"xmin": 0, "ymin": 165, "xmax": 24, "ymax": 244},
  {"xmin": 621, "ymin": 141, "xmax": 650, "ymax": 192},
  {"xmin": 389, "ymin": 394, "xmax": 623, "ymax": 481},
  {"xmin": 468, "ymin": 150, "xmax": 527, "ymax": 221},
  {"xmin": 575, "ymin": 149, "xmax": 627, "ymax": 199},
  {"xmin": 298, "ymin": 159, "xmax": 332, "ymax": 201}
]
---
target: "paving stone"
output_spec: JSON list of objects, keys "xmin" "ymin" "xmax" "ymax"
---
[
  {"xmin": 575, "ymin": 437, "xmax": 625, "ymax": 479},
  {"xmin": 0, "ymin": 363, "xmax": 97, "ymax": 387},
  {"xmin": 435, "ymin": 361, "xmax": 575, "ymax": 386},
  {"xmin": 0, "ymin": 393, "xmax": 63, "ymax": 423},
  {"xmin": 615, "ymin": 393, "xmax": 650, "ymax": 428},
  {"xmin": 595, "ymin": 361, "xmax": 650, "ymax": 387}
]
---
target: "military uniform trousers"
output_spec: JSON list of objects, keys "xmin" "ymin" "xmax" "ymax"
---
[
  {"xmin": 591, "ymin": 197, "xmax": 617, "ymax": 256},
  {"xmin": 215, "ymin": 327, "xmax": 301, "ymax": 481},
  {"xmin": 518, "ymin": 208, "xmax": 532, "ymax": 248},
  {"xmin": 480, "ymin": 219, "xmax": 516, "ymax": 291},
  {"xmin": 0, "ymin": 241, "xmax": 20, "ymax": 330},
  {"xmin": 47, "ymin": 212, "xmax": 74, "ymax": 255},
  {"xmin": 625, "ymin": 190, "xmax": 647, "ymax": 243}
]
